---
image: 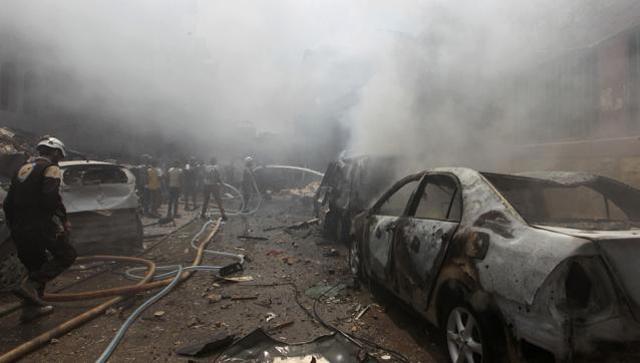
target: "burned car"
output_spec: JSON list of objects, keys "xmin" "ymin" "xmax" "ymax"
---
[
  {"xmin": 349, "ymin": 167, "xmax": 640, "ymax": 362},
  {"xmin": 315, "ymin": 154, "xmax": 398, "ymax": 243},
  {"xmin": 60, "ymin": 160, "xmax": 142, "ymax": 255}
]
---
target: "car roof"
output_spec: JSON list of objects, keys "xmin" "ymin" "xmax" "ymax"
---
[{"xmin": 429, "ymin": 167, "xmax": 600, "ymax": 183}]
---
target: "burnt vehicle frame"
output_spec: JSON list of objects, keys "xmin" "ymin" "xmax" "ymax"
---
[
  {"xmin": 315, "ymin": 154, "xmax": 398, "ymax": 244},
  {"xmin": 349, "ymin": 167, "xmax": 640, "ymax": 362}
]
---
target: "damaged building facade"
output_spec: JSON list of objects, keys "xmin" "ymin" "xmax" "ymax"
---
[{"xmin": 501, "ymin": 8, "xmax": 640, "ymax": 188}]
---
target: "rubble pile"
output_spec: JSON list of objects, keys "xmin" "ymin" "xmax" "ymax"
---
[{"xmin": 0, "ymin": 127, "xmax": 36, "ymax": 155}]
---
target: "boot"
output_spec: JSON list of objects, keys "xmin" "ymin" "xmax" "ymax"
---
[
  {"xmin": 20, "ymin": 304, "xmax": 54, "ymax": 323},
  {"xmin": 13, "ymin": 277, "xmax": 45, "ymax": 306}
]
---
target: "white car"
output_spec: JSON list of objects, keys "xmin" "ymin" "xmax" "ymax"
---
[{"xmin": 60, "ymin": 160, "xmax": 142, "ymax": 255}]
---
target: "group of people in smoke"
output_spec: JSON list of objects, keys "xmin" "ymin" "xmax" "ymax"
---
[
  {"xmin": 2, "ymin": 135, "xmax": 258, "ymax": 323},
  {"xmin": 135, "ymin": 155, "xmax": 257, "ymax": 221}
]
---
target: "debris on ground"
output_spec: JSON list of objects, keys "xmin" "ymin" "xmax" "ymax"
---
[
  {"xmin": 355, "ymin": 304, "xmax": 371, "ymax": 320},
  {"xmin": 266, "ymin": 249, "xmax": 285, "ymax": 257},
  {"xmin": 175, "ymin": 332, "xmax": 235, "ymax": 357},
  {"xmin": 266, "ymin": 320, "xmax": 294, "ymax": 332},
  {"xmin": 221, "ymin": 276, "xmax": 254, "ymax": 283},
  {"xmin": 206, "ymin": 293, "xmax": 223, "ymax": 304},
  {"xmin": 237, "ymin": 235, "xmax": 269, "ymax": 241},
  {"xmin": 323, "ymin": 248, "xmax": 340, "ymax": 257},
  {"xmin": 230, "ymin": 295, "xmax": 258, "ymax": 301},
  {"xmin": 282, "ymin": 256, "xmax": 297, "ymax": 265},
  {"xmin": 216, "ymin": 328, "xmax": 378, "ymax": 362},
  {"xmin": 304, "ymin": 282, "xmax": 347, "ymax": 299},
  {"xmin": 265, "ymin": 312, "xmax": 276, "ymax": 322},
  {"xmin": 218, "ymin": 262, "xmax": 244, "ymax": 277},
  {"xmin": 263, "ymin": 217, "xmax": 319, "ymax": 232}
]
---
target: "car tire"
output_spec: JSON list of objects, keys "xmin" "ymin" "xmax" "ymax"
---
[
  {"xmin": 443, "ymin": 301, "xmax": 505, "ymax": 363},
  {"xmin": 348, "ymin": 236, "xmax": 365, "ymax": 283}
]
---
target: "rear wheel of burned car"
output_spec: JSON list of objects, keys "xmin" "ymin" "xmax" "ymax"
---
[
  {"xmin": 443, "ymin": 302, "xmax": 504, "ymax": 363},
  {"xmin": 348, "ymin": 237, "xmax": 364, "ymax": 284}
]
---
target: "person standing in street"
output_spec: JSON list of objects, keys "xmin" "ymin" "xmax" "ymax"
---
[
  {"xmin": 166, "ymin": 161, "xmax": 183, "ymax": 218},
  {"xmin": 183, "ymin": 158, "xmax": 198, "ymax": 211},
  {"xmin": 146, "ymin": 160, "xmax": 161, "ymax": 218},
  {"xmin": 241, "ymin": 156, "xmax": 256, "ymax": 213},
  {"xmin": 201, "ymin": 157, "xmax": 227, "ymax": 220},
  {"xmin": 3, "ymin": 136, "xmax": 77, "ymax": 323}
]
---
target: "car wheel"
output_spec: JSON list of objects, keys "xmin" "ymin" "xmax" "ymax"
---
[
  {"xmin": 445, "ymin": 303, "xmax": 502, "ymax": 363},
  {"xmin": 348, "ymin": 237, "xmax": 363, "ymax": 280}
]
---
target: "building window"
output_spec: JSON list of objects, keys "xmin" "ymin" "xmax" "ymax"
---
[{"xmin": 0, "ymin": 62, "xmax": 17, "ymax": 111}]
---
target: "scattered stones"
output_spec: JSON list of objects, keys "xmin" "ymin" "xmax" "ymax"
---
[{"xmin": 207, "ymin": 293, "xmax": 223, "ymax": 303}]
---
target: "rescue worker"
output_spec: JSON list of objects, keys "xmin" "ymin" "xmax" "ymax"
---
[
  {"xmin": 3, "ymin": 136, "xmax": 77, "ymax": 322},
  {"xmin": 241, "ymin": 156, "xmax": 256, "ymax": 213},
  {"xmin": 166, "ymin": 161, "xmax": 183, "ymax": 218},
  {"xmin": 200, "ymin": 157, "xmax": 227, "ymax": 220}
]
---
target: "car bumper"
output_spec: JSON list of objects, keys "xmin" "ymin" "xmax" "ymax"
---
[
  {"xmin": 68, "ymin": 209, "xmax": 142, "ymax": 255},
  {"xmin": 513, "ymin": 309, "xmax": 640, "ymax": 360}
]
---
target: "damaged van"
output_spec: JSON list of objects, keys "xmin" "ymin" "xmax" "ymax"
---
[
  {"xmin": 349, "ymin": 167, "xmax": 640, "ymax": 362},
  {"xmin": 60, "ymin": 160, "xmax": 142, "ymax": 255}
]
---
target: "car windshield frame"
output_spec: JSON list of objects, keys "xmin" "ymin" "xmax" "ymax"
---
[
  {"xmin": 482, "ymin": 172, "xmax": 640, "ymax": 230},
  {"xmin": 61, "ymin": 164, "xmax": 129, "ymax": 186}
]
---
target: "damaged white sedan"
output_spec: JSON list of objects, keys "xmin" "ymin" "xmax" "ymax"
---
[
  {"xmin": 349, "ymin": 167, "xmax": 640, "ymax": 362},
  {"xmin": 60, "ymin": 160, "xmax": 142, "ymax": 255}
]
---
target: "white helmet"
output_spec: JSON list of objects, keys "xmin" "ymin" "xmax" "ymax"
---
[
  {"xmin": 37, "ymin": 136, "xmax": 67, "ymax": 157},
  {"xmin": 244, "ymin": 156, "xmax": 254, "ymax": 165}
]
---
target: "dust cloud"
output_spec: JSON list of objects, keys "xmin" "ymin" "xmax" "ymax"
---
[{"xmin": 0, "ymin": 1, "xmax": 636, "ymax": 170}]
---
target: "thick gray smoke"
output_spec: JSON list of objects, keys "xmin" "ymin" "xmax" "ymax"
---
[{"xmin": 0, "ymin": 0, "xmax": 638, "ymax": 170}]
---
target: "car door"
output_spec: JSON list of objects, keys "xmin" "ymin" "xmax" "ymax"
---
[
  {"xmin": 364, "ymin": 175, "xmax": 421, "ymax": 284},
  {"xmin": 392, "ymin": 173, "xmax": 462, "ymax": 311}
]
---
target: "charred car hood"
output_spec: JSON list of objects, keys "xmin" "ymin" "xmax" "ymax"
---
[{"xmin": 536, "ymin": 225, "xmax": 640, "ymax": 321}]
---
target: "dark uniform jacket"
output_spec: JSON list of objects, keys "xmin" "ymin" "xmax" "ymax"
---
[{"xmin": 3, "ymin": 157, "xmax": 67, "ymax": 234}]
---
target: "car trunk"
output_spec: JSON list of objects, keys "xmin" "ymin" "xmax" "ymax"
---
[{"xmin": 536, "ymin": 225, "xmax": 640, "ymax": 322}]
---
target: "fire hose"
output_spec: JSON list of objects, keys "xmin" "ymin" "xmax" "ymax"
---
[
  {"xmin": 210, "ymin": 164, "xmax": 324, "ymax": 217},
  {"xmin": 0, "ymin": 218, "xmax": 222, "ymax": 363}
]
